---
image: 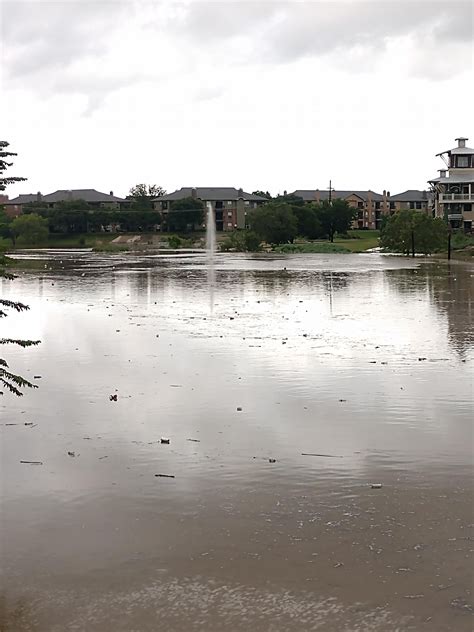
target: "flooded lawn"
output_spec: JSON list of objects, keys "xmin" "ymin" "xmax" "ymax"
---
[{"xmin": 1, "ymin": 252, "xmax": 473, "ymax": 631}]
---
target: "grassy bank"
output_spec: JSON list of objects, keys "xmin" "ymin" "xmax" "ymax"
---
[{"xmin": 334, "ymin": 230, "xmax": 380, "ymax": 252}]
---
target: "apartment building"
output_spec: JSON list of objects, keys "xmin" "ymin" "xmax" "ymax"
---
[
  {"xmin": 428, "ymin": 137, "xmax": 474, "ymax": 232},
  {"xmin": 388, "ymin": 190, "xmax": 432, "ymax": 213},
  {"xmin": 291, "ymin": 189, "xmax": 391, "ymax": 229},
  {"xmin": 5, "ymin": 189, "xmax": 126, "ymax": 214},
  {"xmin": 154, "ymin": 187, "xmax": 267, "ymax": 231}
]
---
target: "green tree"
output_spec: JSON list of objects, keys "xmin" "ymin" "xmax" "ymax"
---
[
  {"xmin": 0, "ymin": 208, "xmax": 16, "ymax": 245},
  {"xmin": 252, "ymin": 190, "xmax": 272, "ymax": 200},
  {"xmin": 128, "ymin": 184, "xmax": 166, "ymax": 210},
  {"xmin": 315, "ymin": 199, "xmax": 356, "ymax": 242},
  {"xmin": 249, "ymin": 201, "xmax": 298, "ymax": 245},
  {"xmin": 220, "ymin": 230, "xmax": 261, "ymax": 252},
  {"xmin": 24, "ymin": 198, "xmax": 90, "ymax": 234},
  {"xmin": 118, "ymin": 209, "xmax": 162, "ymax": 232},
  {"xmin": 167, "ymin": 197, "xmax": 204, "ymax": 232},
  {"xmin": 0, "ymin": 141, "xmax": 27, "ymax": 191},
  {"xmin": 292, "ymin": 203, "xmax": 324, "ymax": 239},
  {"xmin": 11, "ymin": 213, "xmax": 49, "ymax": 245},
  {"xmin": 380, "ymin": 210, "xmax": 447, "ymax": 256},
  {"xmin": 1, "ymin": 142, "xmax": 40, "ymax": 396},
  {"xmin": 269, "ymin": 193, "xmax": 324, "ymax": 240}
]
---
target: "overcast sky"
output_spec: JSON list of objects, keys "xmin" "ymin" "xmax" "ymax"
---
[{"xmin": 1, "ymin": 0, "xmax": 473, "ymax": 199}]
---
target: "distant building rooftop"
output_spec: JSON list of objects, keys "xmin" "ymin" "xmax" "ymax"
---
[
  {"xmin": 389, "ymin": 190, "xmax": 430, "ymax": 202},
  {"xmin": 156, "ymin": 187, "xmax": 267, "ymax": 202},
  {"xmin": 5, "ymin": 194, "xmax": 39, "ymax": 205},
  {"xmin": 42, "ymin": 189, "xmax": 125, "ymax": 203},
  {"xmin": 6, "ymin": 189, "xmax": 125, "ymax": 204},
  {"xmin": 291, "ymin": 189, "xmax": 385, "ymax": 202}
]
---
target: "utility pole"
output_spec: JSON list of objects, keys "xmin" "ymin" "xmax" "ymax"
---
[{"xmin": 328, "ymin": 179, "xmax": 334, "ymax": 205}]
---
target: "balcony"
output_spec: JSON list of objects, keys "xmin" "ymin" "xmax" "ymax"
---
[
  {"xmin": 447, "ymin": 213, "xmax": 463, "ymax": 220},
  {"xmin": 439, "ymin": 193, "xmax": 474, "ymax": 202}
]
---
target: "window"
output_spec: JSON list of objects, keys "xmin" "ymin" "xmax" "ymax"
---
[
  {"xmin": 227, "ymin": 222, "xmax": 233, "ymax": 227},
  {"xmin": 409, "ymin": 201, "xmax": 415, "ymax": 209},
  {"xmin": 244, "ymin": 201, "xmax": 250, "ymax": 206},
  {"xmin": 416, "ymin": 202, "xmax": 422, "ymax": 209},
  {"xmin": 457, "ymin": 156, "xmax": 469, "ymax": 168},
  {"xmin": 357, "ymin": 201, "xmax": 364, "ymax": 209},
  {"xmin": 389, "ymin": 202, "xmax": 395, "ymax": 210},
  {"xmin": 227, "ymin": 200, "xmax": 233, "ymax": 206},
  {"xmin": 227, "ymin": 211, "xmax": 232, "ymax": 217},
  {"xmin": 375, "ymin": 201, "xmax": 381, "ymax": 209}
]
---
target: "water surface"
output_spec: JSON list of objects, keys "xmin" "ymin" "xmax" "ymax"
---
[{"xmin": 1, "ymin": 252, "xmax": 473, "ymax": 631}]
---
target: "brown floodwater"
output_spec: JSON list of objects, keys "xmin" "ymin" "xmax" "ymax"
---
[{"xmin": 0, "ymin": 251, "xmax": 473, "ymax": 631}]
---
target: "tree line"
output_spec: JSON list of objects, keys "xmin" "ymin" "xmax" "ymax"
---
[{"xmin": 0, "ymin": 186, "xmax": 207, "ymax": 244}]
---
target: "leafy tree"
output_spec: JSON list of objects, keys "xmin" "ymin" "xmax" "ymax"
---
[
  {"xmin": 118, "ymin": 209, "xmax": 162, "ymax": 232},
  {"xmin": 220, "ymin": 230, "xmax": 261, "ymax": 252},
  {"xmin": 24, "ymin": 198, "xmax": 90, "ymax": 234},
  {"xmin": 380, "ymin": 210, "xmax": 447, "ymax": 256},
  {"xmin": 1, "ymin": 142, "xmax": 40, "ymax": 396},
  {"xmin": 292, "ymin": 203, "xmax": 324, "ymax": 239},
  {"xmin": 267, "ymin": 193, "xmax": 324, "ymax": 240},
  {"xmin": 249, "ymin": 201, "xmax": 298, "ymax": 244},
  {"xmin": 0, "ymin": 141, "xmax": 27, "ymax": 191},
  {"xmin": 11, "ymin": 213, "xmax": 49, "ymax": 245},
  {"xmin": 167, "ymin": 197, "xmax": 204, "ymax": 232},
  {"xmin": 128, "ymin": 184, "xmax": 166, "ymax": 210},
  {"xmin": 252, "ymin": 190, "xmax": 272, "ymax": 200},
  {"xmin": 0, "ymin": 208, "xmax": 16, "ymax": 245},
  {"xmin": 315, "ymin": 199, "xmax": 356, "ymax": 242}
]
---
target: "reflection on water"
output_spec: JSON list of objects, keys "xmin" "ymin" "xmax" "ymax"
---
[{"xmin": 1, "ymin": 253, "xmax": 473, "ymax": 631}]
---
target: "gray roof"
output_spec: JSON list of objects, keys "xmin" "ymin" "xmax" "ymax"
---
[
  {"xmin": 291, "ymin": 189, "xmax": 385, "ymax": 202},
  {"xmin": 448, "ymin": 146, "xmax": 474, "ymax": 154},
  {"xmin": 5, "ymin": 194, "xmax": 39, "ymax": 204},
  {"xmin": 155, "ymin": 187, "xmax": 267, "ymax": 202},
  {"xmin": 436, "ymin": 138, "xmax": 474, "ymax": 156},
  {"xmin": 41, "ymin": 189, "xmax": 125, "ymax": 203},
  {"xmin": 428, "ymin": 172, "xmax": 474, "ymax": 184},
  {"xmin": 389, "ymin": 190, "xmax": 430, "ymax": 202}
]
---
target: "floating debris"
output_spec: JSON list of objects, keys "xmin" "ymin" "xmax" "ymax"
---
[
  {"xmin": 109, "ymin": 394, "xmax": 118, "ymax": 401},
  {"xmin": 20, "ymin": 460, "xmax": 43, "ymax": 465},
  {"xmin": 187, "ymin": 438, "xmax": 200, "ymax": 443},
  {"xmin": 371, "ymin": 483, "xmax": 383, "ymax": 489},
  {"xmin": 67, "ymin": 451, "xmax": 75, "ymax": 457},
  {"xmin": 236, "ymin": 407, "xmax": 243, "ymax": 412},
  {"xmin": 155, "ymin": 473, "xmax": 175, "ymax": 478},
  {"xmin": 161, "ymin": 437, "xmax": 170, "ymax": 444},
  {"xmin": 268, "ymin": 458, "xmax": 276, "ymax": 463}
]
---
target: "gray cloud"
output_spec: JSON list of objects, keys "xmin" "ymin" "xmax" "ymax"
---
[
  {"xmin": 1, "ymin": 0, "xmax": 127, "ymax": 79},
  {"xmin": 176, "ymin": 1, "xmax": 472, "ymax": 70},
  {"xmin": 1, "ymin": 0, "xmax": 471, "ymax": 112}
]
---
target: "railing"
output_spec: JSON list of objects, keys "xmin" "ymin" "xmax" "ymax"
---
[
  {"xmin": 439, "ymin": 193, "xmax": 473, "ymax": 202},
  {"xmin": 447, "ymin": 213, "xmax": 463, "ymax": 220}
]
